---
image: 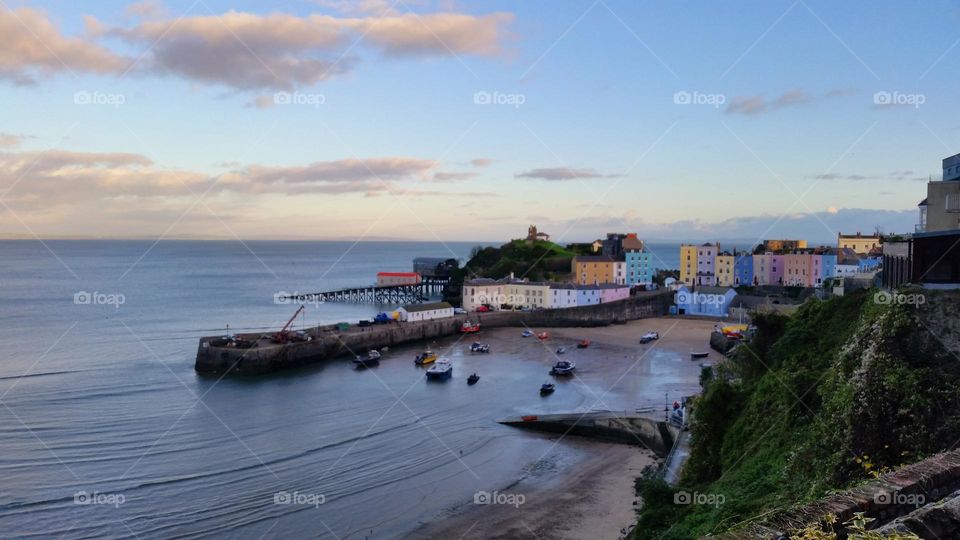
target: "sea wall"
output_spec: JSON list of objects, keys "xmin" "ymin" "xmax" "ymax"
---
[
  {"xmin": 498, "ymin": 412, "xmax": 679, "ymax": 457},
  {"xmin": 195, "ymin": 290, "xmax": 673, "ymax": 375}
]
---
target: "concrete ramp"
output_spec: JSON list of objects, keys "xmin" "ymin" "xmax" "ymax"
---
[{"xmin": 498, "ymin": 411, "xmax": 679, "ymax": 457}]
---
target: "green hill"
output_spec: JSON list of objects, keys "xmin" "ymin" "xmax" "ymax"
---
[{"xmin": 635, "ymin": 288, "xmax": 960, "ymax": 539}]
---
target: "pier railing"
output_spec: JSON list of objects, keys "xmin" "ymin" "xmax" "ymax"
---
[{"xmin": 279, "ymin": 277, "xmax": 450, "ymax": 304}]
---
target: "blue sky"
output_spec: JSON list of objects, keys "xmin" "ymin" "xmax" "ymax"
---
[{"xmin": 0, "ymin": 0, "xmax": 958, "ymax": 243}]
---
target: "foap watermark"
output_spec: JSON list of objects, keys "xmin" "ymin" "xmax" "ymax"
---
[
  {"xmin": 473, "ymin": 91, "xmax": 526, "ymax": 108},
  {"xmin": 274, "ymin": 291, "xmax": 325, "ymax": 308},
  {"xmin": 474, "ymin": 490, "xmax": 526, "ymax": 508},
  {"xmin": 874, "ymin": 291, "xmax": 925, "ymax": 306},
  {"xmin": 675, "ymin": 291, "xmax": 724, "ymax": 306},
  {"xmin": 474, "ymin": 293, "xmax": 528, "ymax": 307},
  {"xmin": 873, "ymin": 91, "xmax": 925, "ymax": 109},
  {"xmin": 274, "ymin": 490, "xmax": 325, "ymax": 508},
  {"xmin": 74, "ymin": 291, "xmax": 125, "ymax": 309},
  {"xmin": 74, "ymin": 490, "xmax": 125, "ymax": 508},
  {"xmin": 274, "ymin": 91, "xmax": 326, "ymax": 108},
  {"xmin": 73, "ymin": 91, "xmax": 125, "ymax": 108},
  {"xmin": 874, "ymin": 490, "xmax": 925, "ymax": 508},
  {"xmin": 673, "ymin": 90, "xmax": 725, "ymax": 108},
  {"xmin": 674, "ymin": 490, "xmax": 725, "ymax": 508}
]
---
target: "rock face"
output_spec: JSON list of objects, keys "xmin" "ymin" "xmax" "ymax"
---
[
  {"xmin": 195, "ymin": 291, "xmax": 673, "ymax": 375},
  {"xmin": 498, "ymin": 412, "xmax": 679, "ymax": 457}
]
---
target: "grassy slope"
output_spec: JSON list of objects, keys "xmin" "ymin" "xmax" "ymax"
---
[{"xmin": 635, "ymin": 289, "xmax": 960, "ymax": 539}]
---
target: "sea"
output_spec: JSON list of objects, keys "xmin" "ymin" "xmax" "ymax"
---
[{"xmin": 0, "ymin": 240, "xmax": 702, "ymax": 539}]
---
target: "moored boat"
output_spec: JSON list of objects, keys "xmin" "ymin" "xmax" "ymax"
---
[
  {"xmin": 690, "ymin": 351, "xmax": 709, "ymax": 359},
  {"xmin": 639, "ymin": 331, "xmax": 660, "ymax": 344},
  {"xmin": 539, "ymin": 383, "xmax": 555, "ymax": 395},
  {"xmin": 426, "ymin": 358, "xmax": 453, "ymax": 380},
  {"xmin": 469, "ymin": 342, "xmax": 490, "ymax": 353},
  {"xmin": 467, "ymin": 373, "xmax": 480, "ymax": 385},
  {"xmin": 556, "ymin": 347, "xmax": 566, "ymax": 354},
  {"xmin": 536, "ymin": 331, "xmax": 550, "ymax": 340},
  {"xmin": 353, "ymin": 349, "xmax": 381, "ymax": 367},
  {"xmin": 576, "ymin": 339, "xmax": 590, "ymax": 348},
  {"xmin": 460, "ymin": 321, "xmax": 481, "ymax": 334},
  {"xmin": 414, "ymin": 350, "xmax": 437, "ymax": 365},
  {"xmin": 521, "ymin": 330, "xmax": 534, "ymax": 338},
  {"xmin": 550, "ymin": 360, "xmax": 576, "ymax": 376}
]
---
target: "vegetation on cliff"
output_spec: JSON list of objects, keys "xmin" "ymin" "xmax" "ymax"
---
[
  {"xmin": 635, "ymin": 289, "xmax": 960, "ymax": 539},
  {"xmin": 443, "ymin": 239, "xmax": 575, "ymax": 304}
]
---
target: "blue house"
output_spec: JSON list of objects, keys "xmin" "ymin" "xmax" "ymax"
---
[
  {"xmin": 576, "ymin": 286, "xmax": 601, "ymax": 306},
  {"xmin": 625, "ymin": 249, "xmax": 656, "ymax": 285},
  {"xmin": 675, "ymin": 285, "xmax": 738, "ymax": 317},
  {"xmin": 821, "ymin": 253, "xmax": 837, "ymax": 280},
  {"xmin": 858, "ymin": 257, "xmax": 882, "ymax": 272},
  {"xmin": 733, "ymin": 252, "xmax": 753, "ymax": 286}
]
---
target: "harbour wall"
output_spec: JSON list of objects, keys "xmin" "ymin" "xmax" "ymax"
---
[
  {"xmin": 498, "ymin": 412, "xmax": 680, "ymax": 457},
  {"xmin": 195, "ymin": 290, "xmax": 673, "ymax": 375}
]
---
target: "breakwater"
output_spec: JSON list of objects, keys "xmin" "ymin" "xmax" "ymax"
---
[
  {"xmin": 195, "ymin": 290, "xmax": 673, "ymax": 375},
  {"xmin": 498, "ymin": 411, "xmax": 679, "ymax": 457}
]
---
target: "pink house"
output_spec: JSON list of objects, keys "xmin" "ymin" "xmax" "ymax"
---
[
  {"xmin": 769, "ymin": 254, "xmax": 784, "ymax": 285},
  {"xmin": 598, "ymin": 284, "xmax": 630, "ymax": 303}
]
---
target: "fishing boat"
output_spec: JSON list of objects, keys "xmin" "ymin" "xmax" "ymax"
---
[
  {"xmin": 460, "ymin": 321, "xmax": 481, "ymax": 334},
  {"xmin": 414, "ymin": 350, "xmax": 437, "ymax": 366},
  {"xmin": 576, "ymin": 339, "xmax": 590, "ymax": 348},
  {"xmin": 550, "ymin": 360, "xmax": 576, "ymax": 376},
  {"xmin": 521, "ymin": 330, "xmax": 534, "ymax": 338},
  {"xmin": 539, "ymin": 383, "xmax": 555, "ymax": 395},
  {"xmin": 690, "ymin": 351, "xmax": 709, "ymax": 359},
  {"xmin": 425, "ymin": 358, "xmax": 453, "ymax": 380},
  {"xmin": 639, "ymin": 331, "xmax": 660, "ymax": 344},
  {"xmin": 469, "ymin": 342, "xmax": 490, "ymax": 353},
  {"xmin": 537, "ymin": 331, "xmax": 550, "ymax": 340},
  {"xmin": 467, "ymin": 373, "xmax": 480, "ymax": 385},
  {"xmin": 353, "ymin": 349, "xmax": 381, "ymax": 367},
  {"xmin": 556, "ymin": 347, "xmax": 566, "ymax": 354}
]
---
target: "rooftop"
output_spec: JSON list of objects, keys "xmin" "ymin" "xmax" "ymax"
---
[{"xmin": 401, "ymin": 302, "xmax": 453, "ymax": 312}]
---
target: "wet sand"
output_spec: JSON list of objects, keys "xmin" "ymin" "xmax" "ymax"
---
[{"xmin": 409, "ymin": 316, "xmax": 716, "ymax": 540}]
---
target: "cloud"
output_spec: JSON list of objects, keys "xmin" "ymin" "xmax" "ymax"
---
[
  {"xmin": 0, "ymin": 6, "xmax": 512, "ymax": 92},
  {"xmin": 726, "ymin": 88, "xmax": 847, "ymax": 116},
  {"xmin": 470, "ymin": 158, "xmax": 494, "ymax": 167},
  {"xmin": 0, "ymin": 7, "xmax": 128, "ymax": 85},
  {"xmin": 0, "ymin": 133, "xmax": 28, "ymax": 148},
  {"xmin": 515, "ymin": 167, "xmax": 621, "ymax": 181},
  {"xmin": 431, "ymin": 171, "xmax": 477, "ymax": 181}
]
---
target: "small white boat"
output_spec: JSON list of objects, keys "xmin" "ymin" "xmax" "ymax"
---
[
  {"xmin": 640, "ymin": 331, "xmax": 660, "ymax": 344},
  {"xmin": 550, "ymin": 360, "xmax": 576, "ymax": 376},
  {"xmin": 353, "ymin": 349, "xmax": 381, "ymax": 367},
  {"xmin": 470, "ymin": 342, "xmax": 490, "ymax": 353},
  {"xmin": 426, "ymin": 358, "xmax": 453, "ymax": 380},
  {"xmin": 556, "ymin": 347, "xmax": 566, "ymax": 354},
  {"xmin": 521, "ymin": 330, "xmax": 534, "ymax": 338}
]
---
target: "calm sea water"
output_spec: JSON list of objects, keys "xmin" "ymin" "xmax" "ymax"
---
[{"xmin": 0, "ymin": 240, "xmax": 696, "ymax": 539}]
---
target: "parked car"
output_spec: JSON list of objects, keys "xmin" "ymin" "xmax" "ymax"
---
[
  {"xmin": 454, "ymin": 307, "xmax": 467, "ymax": 315},
  {"xmin": 477, "ymin": 305, "xmax": 491, "ymax": 313}
]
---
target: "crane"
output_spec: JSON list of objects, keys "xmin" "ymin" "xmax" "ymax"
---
[{"xmin": 272, "ymin": 305, "xmax": 305, "ymax": 344}]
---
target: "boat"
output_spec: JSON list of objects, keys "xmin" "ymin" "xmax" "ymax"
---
[
  {"xmin": 469, "ymin": 342, "xmax": 490, "ymax": 353},
  {"xmin": 576, "ymin": 339, "xmax": 590, "ymax": 348},
  {"xmin": 550, "ymin": 360, "xmax": 576, "ymax": 376},
  {"xmin": 353, "ymin": 349, "xmax": 381, "ymax": 367},
  {"xmin": 467, "ymin": 373, "xmax": 480, "ymax": 385},
  {"xmin": 414, "ymin": 350, "xmax": 437, "ymax": 365},
  {"xmin": 521, "ymin": 330, "xmax": 534, "ymax": 338},
  {"xmin": 690, "ymin": 351, "xmax": 710, "ymax": 359},
  {"xmin": 426, "ymin": 358, "xmax": 453, "ymax": 380},
  {"xmin": 539, "ymin": 383, "xmax": 555, "ymax": 395},
  {"xmin": 460, "ymin": 321, "xmax": 481, "ymax": 334},
  {"xmin": 537, "ymin": 331, "xmax": 550, "ymax": 340},
  {"xmin": 556, "ymin": 347, "xmax": 566, "ymax": 354},
  {"xmin": 639, "ymin": 331, "xmax": 660, "ymax": 344}
]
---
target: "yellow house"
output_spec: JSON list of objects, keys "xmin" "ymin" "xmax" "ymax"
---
[
  {"xmin": 837, "ymin": 232, "xmax": 880, "ymax": 255},
  {"xmin": 679, "ymin": 245, "xmax": 698, "ymax": 286},
  {"xmin": 572, "ymin": 256, "xmax": 617, "ymax": 285},
  {"xmin": 715, "ymin": 253, "xmax": 735, "ymax": 286},
  {"xmin": 503, "ymin": 281, "xmax": 551, "ymax": 309},
  {"xmin": 462, "ymin": 279, "xmax": 504, "ymax": 311}
]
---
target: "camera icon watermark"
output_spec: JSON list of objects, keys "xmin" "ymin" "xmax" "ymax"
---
[
  {"xmin": 473, "ymin": 91, "xmax": 526, "ymax": 108},
  {"xmin": 274, "ymin": 91, "xmax": 326, "ymax": 108},
  {"xmin": 273, "ymin": 490, "xmax": 325, "ymax": 508},
  {"xmin": 673, "ymin": 490, "xmax": 724, "ymax": 508},
  {"xmin": 74, "ymin": 291, "xmax": 125, "ymax": 309},
  {"xmin": 473, "ymin": 490, "xmax": 526, "ymax": 508},
  {"xmin": 274, "ymin": 291, "xmax": 325, "ymax": 307},
  {"xmin": 673, "ymin": 90, "xmax": 725, "ymax": 108},
  {"xmin": 874, "ymin": 490, "xmax": 925, "ymax": 508},
  {"xmin": 874, "ymin": 291, "xmax": 925, "ymax": 306},
  {"xmin": 73, "ymin": 91, "xmax": 126, "ymax": 108},
  {"xmin": 74, "ymin": 490, "xmax": 125, "ymax": 508},
  {"xmin": 873, "ymin": 91, "xmax": 925, "ymax": 109}
]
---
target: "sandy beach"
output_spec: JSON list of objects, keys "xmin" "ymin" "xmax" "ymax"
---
[{"xmin": 408, "ymin": 316, "xmax": 717, "ymax": 540}]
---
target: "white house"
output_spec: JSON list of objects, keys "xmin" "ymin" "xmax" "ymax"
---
[
  {"xmin": 549, "ymin": 283, "xmax": 579, "ymax": 309},
  {"xmin": 462, "ymin": 279, "xmax": 503, "ymax": 311},
  {"xmin": 397, "ymin": 302, "xmax": 454, "ymax": 322}
]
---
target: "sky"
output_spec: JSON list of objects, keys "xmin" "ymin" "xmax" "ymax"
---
[{"xmin": 0, "ymin": 0, "xmax": 958, "ymax": 244}]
